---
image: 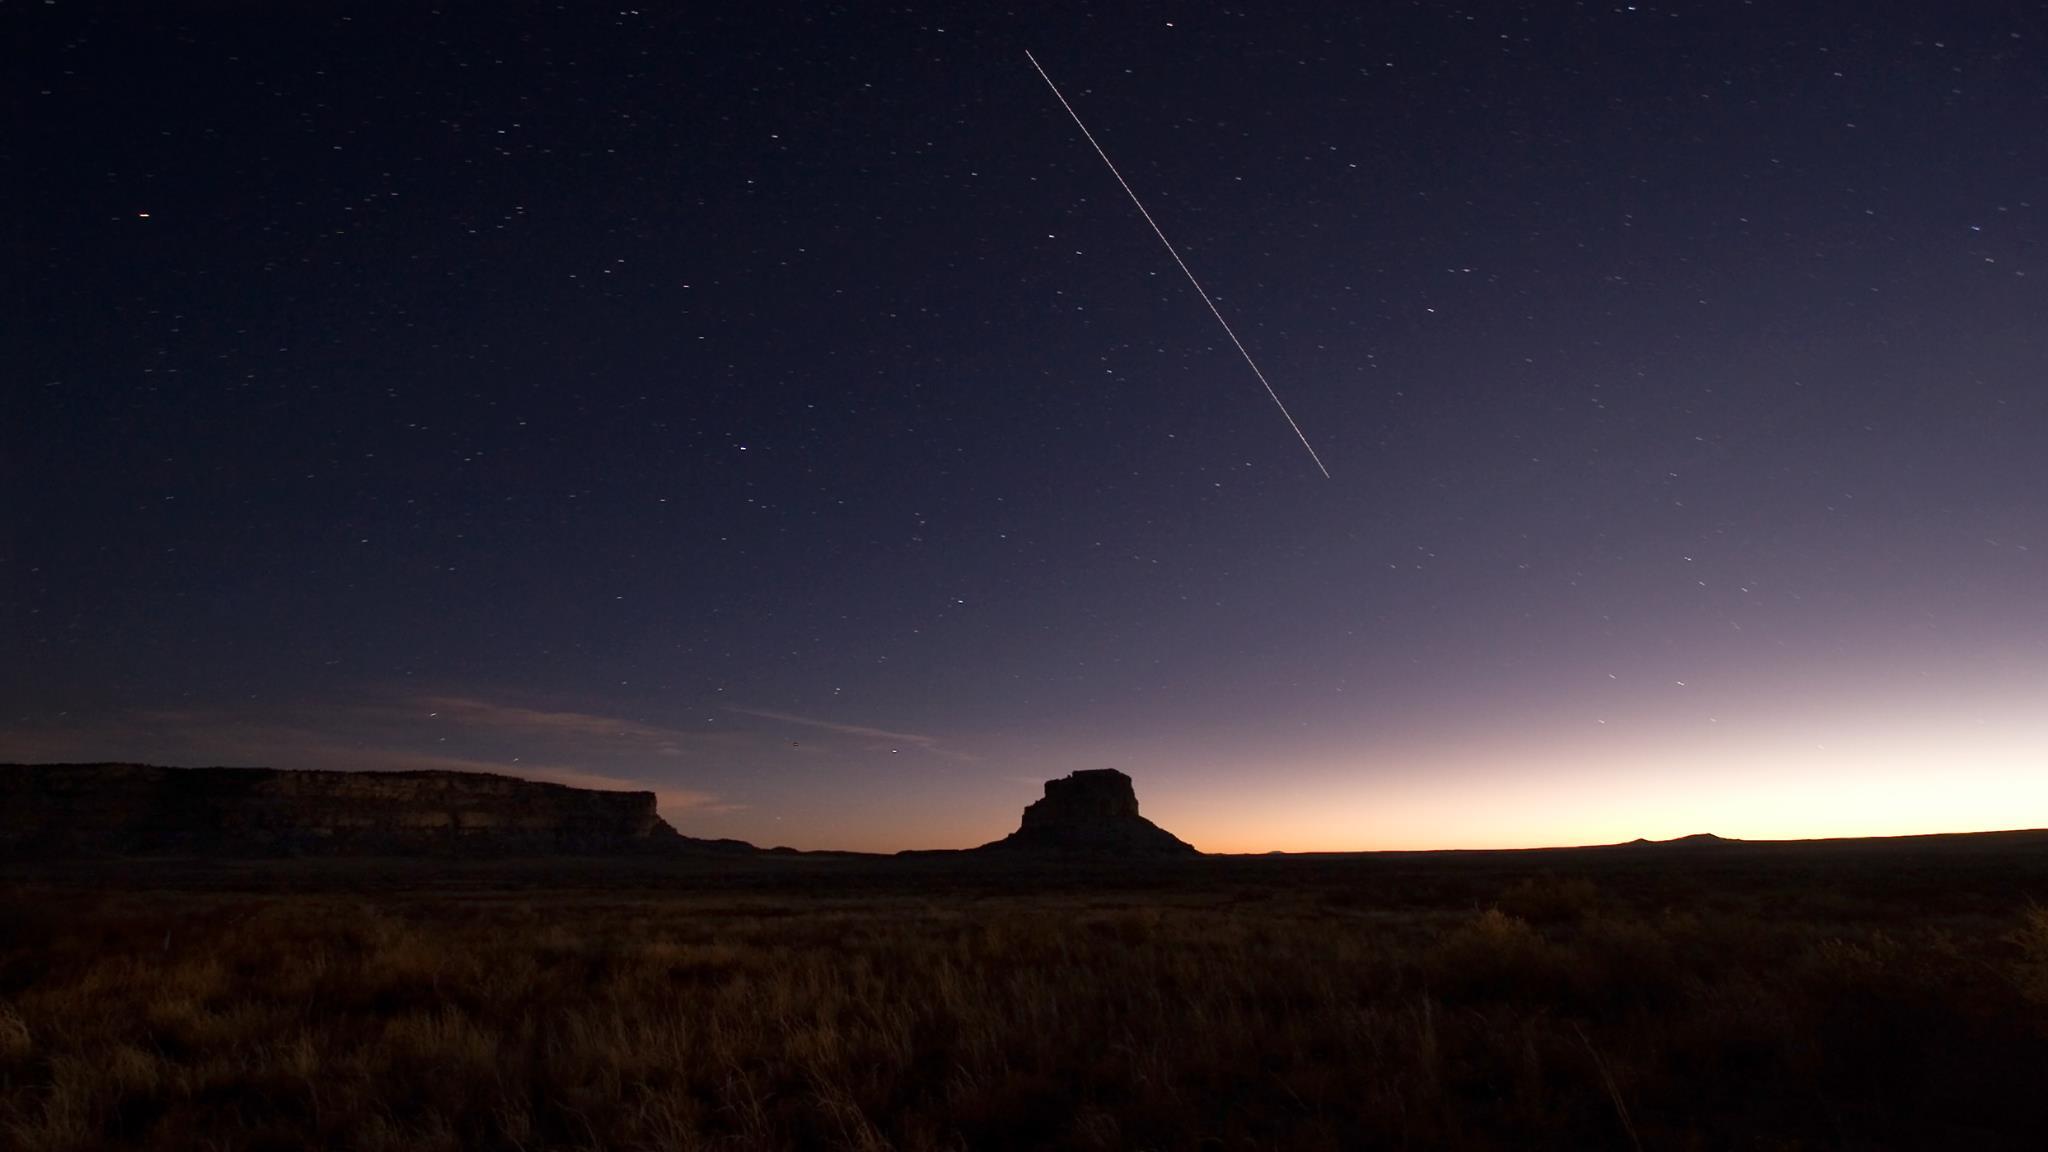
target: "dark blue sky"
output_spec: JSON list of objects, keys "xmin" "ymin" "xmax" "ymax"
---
[{"xmin": 7, "ymin": 2, "xmax": 2044, "ymax": 850}]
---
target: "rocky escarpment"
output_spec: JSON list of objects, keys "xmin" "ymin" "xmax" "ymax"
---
[
  {"xmin": 0, "ymin": 763, "xmax": 718, "ymax": 857},
  {"xmin": 979, "ymin": 769, "xmax": 1198, "ymax": 855}
]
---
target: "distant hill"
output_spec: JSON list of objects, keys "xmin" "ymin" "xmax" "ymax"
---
[
  {"xmin": 0, "ymin": 763, "xmax": 760, "ymax": 858},
  {"xmin": 1621, "ymin": 832, "xmax": 1733, "ymax": 848}
]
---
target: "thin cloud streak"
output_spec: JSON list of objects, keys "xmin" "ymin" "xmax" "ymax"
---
[
  {"xmin": 414, "ymin": 696, "xmax": 688, "ymax": 745},
  {"xmin": 722, "ymin": 706, "xmax": 977, "ymax": 761}
]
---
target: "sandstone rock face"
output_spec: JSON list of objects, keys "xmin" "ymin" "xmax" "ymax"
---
[
  {"xmin": 0, "ymin": 763, "xmax": 697, "ymax": 857},
  {"xmin": 981, "ymin": 769, "xmax": 1197, "ymax": 855}
]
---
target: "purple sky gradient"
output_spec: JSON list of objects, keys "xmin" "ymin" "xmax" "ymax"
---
[{"xmin": 6, "ymin": 3, "xmax": 2044, "ymax": 850}]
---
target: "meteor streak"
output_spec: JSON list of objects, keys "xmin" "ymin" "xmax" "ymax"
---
[{"xmin": 1025, "ymin": 50, "xmax": 1330, "ymax": 478}]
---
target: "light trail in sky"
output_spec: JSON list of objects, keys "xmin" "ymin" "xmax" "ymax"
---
[{"xmin": 1025, "ymin": 49, "xmax": 1331, "ymax": 479}]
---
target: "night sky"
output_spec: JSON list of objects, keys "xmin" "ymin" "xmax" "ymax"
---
[{"xmin": 8, "ymin": 3, "xmax": 2045, "ymax": 852}]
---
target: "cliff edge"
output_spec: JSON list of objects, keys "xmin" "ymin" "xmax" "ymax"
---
[{"xmin": 0, "ymin": 763, "xmax": 727, "ymax": 857}]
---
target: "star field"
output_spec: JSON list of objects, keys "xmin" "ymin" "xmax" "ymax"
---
[{"xmin": 6, "ymin": 3, "xmax": 2045, "ymax": 850}]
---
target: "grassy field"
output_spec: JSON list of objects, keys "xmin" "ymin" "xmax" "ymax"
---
[{"xmin": 4, "ymin": 842, "xmax": 2048, "ymax": 1150}]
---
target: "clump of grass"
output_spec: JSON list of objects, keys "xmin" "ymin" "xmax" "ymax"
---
[
  {"xmin": 0, "ymin": 1002, "xmax": 30, "ymax": 1066},
  {"xmin": 2013, "ymin": 904, "xmax": 2048, "ymax": 1009},
  {"xmin": 1427, "ymin": 907, "xmax": 1572, "ymax": 1003}
]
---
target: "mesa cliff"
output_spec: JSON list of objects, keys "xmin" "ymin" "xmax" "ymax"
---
[
  {"xmin": 978, "ymin": 769, "xmax": 1198, "ymax": 855},
  {"xmin": 0, "ymin": 763, "xmax": 724, "ymax": 857}
]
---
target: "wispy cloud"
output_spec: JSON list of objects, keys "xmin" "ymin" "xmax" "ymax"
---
[
  {"xmin": 414, "ymin": 696, "xmax": 686, "ymax": 745},
  {"xmin": 722, "ymin": 706, "xmax": 975, "ymax": 761}
]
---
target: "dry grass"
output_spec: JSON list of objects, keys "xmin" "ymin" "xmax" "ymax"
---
[{"xmin": 2, "ymin": 855, "xmax": 2046, "ymax": 1150}]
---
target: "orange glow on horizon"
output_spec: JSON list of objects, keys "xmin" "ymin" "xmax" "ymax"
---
[{"xmin": 1141, "ymin": 708, "xmax": 2048, "ymax": 854}]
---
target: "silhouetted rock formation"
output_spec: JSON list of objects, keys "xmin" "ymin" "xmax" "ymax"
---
[
  {"xmin": 979, "ymin": 769, "xmax": 1197, "ymax": 855},
  {"xmin": 0, "ymin": 763, "xmax": 740, "ymax": 857}
]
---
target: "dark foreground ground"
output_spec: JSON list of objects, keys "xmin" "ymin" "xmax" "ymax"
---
[{"xmin": 5, "ymin": 834, "xmax": 2048, "ymax": 1151}]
